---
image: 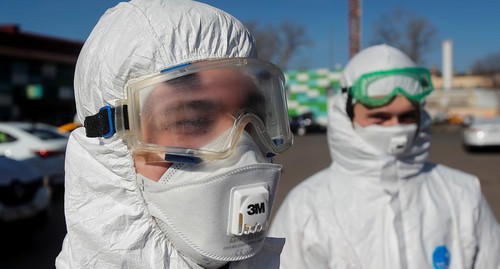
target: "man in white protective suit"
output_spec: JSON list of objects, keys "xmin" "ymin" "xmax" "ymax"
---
[
  {"xmin": 269, "ymin": 44, "xmax": 500, "ymax": 269},
  {"xmin": 55, "ymin": 0, "xmax": 294, "ymax": 268}
]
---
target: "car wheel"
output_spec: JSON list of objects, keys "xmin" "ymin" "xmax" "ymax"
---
[
  {"xmin": 297, "ymin": 127, "xmax": 306, "ymax": 136},
  {"xmin": 463, "ymin": 144, "xmax": 475, "ymax": 152}
]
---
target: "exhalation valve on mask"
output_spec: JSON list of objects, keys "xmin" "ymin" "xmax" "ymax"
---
[
  {"xmin": 229, "ymin": 183, "xmax": 270, "ymax": 235},
  {"xmin": 388, "ymin": 135, "xmax": 409, "ymax": 155}
]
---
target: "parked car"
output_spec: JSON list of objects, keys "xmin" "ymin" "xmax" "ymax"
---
[
  {"xmin": 58, "ymin": 121, "xmax": 81, "ymax": 133},
  {"xmin": 0, "ymin": 156, "xmax": 51, "ymax": 249},
  {"xmin": 0, "ymin": 156, "xmax": 51, "ymax": 223},
  {"xmin": 289, "ymin": 112, "xmax": 326, "ymax": 136},
  {"xmin": 58, "ymin": 115, "xmax": 82, "ymax": 133},
  {"xmin": 0, "ymin": 122, "xmax": 69, "ymax": 187},
  {"xmin": 462, "ymin": 116, "xmax": 500, "ymax": 151}
]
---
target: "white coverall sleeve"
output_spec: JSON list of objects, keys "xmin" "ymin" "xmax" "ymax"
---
[
  {"xmin": 229, "ymin": 237, "xmax": 284, "ymax": 269},
  {"xmin": 474, "ymin": 194, "xmax": 500, "ymax": 268},
  {"xmin": 269, "ymin": 191, "xmax": 332, "ymax": 269}
]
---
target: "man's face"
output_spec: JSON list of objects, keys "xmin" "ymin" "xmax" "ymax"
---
[
  {"xmin": 134, "ymin": 69, "xmax": 259, "ymax": 181},
  {"xmin": 141, "ymin": 69, "xmax": 255, "ymax": 148},
  {"xmin": 353, "ymin": 95, "xmax": 419, "ymax": 127}
]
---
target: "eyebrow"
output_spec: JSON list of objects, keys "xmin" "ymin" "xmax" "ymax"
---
[
  {"xmin": 182, "ymin": 100, "xmax": 220, "ymax": 111},
  {"xmin": 365, "ymin": 105, "xmax": 417, "ymax": 113},
  {"xmin": 161, "ymin": 99, "xmax": 223, "ymax": 118},
  {"xmin": 157, "ymin": 100, "xmax": 221, "ymax": 130},
  {"xmin": 364, "ymin": 107, "xmax": 391, "ymax": 115}
]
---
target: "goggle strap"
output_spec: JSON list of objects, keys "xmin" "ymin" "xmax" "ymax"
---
[
  {"xmin": 345, "ymin": 90, "xmax": 355, "ymax": 120},
  {"xmin": 84, "ymin": 105, "xmax": 129, "ymax": 138}
]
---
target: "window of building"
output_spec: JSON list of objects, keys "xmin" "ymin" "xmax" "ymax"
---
[
  {"xmin": 58, "ymin": 86, "xmax": 74, "ymax": 100},
  {"xmin": 0, "ymin": 61, "xmax": 10, "ymax": 93},
  {"xmin": 11, "ymin": 62, "xmax": 28, "ymax": 85},
  {"xmin": 42, "ymin": 64, "xmax": 57, "ymax": 78}
]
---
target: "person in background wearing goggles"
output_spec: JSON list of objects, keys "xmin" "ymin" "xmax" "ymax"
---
[
  {"xmin": 55, "ymin": 0, "xmax": 293, "ymax": 268},
  {"xmin": 269, "ymin": 44, "xmax": 500, "ymax": 268}
]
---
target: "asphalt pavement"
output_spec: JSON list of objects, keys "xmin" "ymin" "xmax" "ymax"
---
[{"xmin": 1, "ymin": 125, "xmax": 499, "ymax": 268}]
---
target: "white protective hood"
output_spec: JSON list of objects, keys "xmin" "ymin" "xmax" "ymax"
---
[
  {"xmin": 341, "ymin": 44, "xmax": 416, "ymax": 89},
  {"xmin": 331, "ymin": 44, "xmax": 431, "ymax": 190},
  {"xmin": 56, "ymin": 0, "xmax": 282, "ymax": 268}
]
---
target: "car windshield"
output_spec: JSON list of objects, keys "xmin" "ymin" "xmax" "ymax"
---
[{"xmin": 22, "ymin": 128, "xmax": 67, "ymax": 140}]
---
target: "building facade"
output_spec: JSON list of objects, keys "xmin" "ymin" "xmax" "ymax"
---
[
  {"xmin": 285, "ymin": 68, "xmax": 341, "ymax": 127},
  {"xmin": 0, "ymin": 25, "xmax": 82, "ymax": 125}
]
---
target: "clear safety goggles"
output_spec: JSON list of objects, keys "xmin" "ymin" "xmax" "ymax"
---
[
  {"xmin": 349, "ymin": 67, "xmax": 434, "ymax": 107},
  {"xmin": 84, "ymin": 58, "xmax": 293, "ymax": 164}
]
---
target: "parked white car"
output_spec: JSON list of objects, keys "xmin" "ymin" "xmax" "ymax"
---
[
  {"xmin": 0, "ymin": 122, "xmax": 69, "ymax": 187},
  {"xmin": 462, "ymin": 116, "xmax": 500, "ymax": 151},
  {"xmin": 0, "ymin": 156, "xmax": 51, "ymax": 223}
]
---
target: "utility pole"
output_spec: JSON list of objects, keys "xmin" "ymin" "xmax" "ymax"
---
[{"xmin": 349, "ymin": 0, "xmax": 361, "ymax": 58}]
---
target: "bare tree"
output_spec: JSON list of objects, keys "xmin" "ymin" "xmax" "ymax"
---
[
  {"xmin": 370, "ymin": 8, "xmax": 437, "ymax": 65},
  {"xmin": 471, "ymin": 52, "xmax": 500, "ymax": 88},
  {"xmin": 245, "ymin": 21, "xmax": 312, "ymax": 69},
  {"xmin": 471, "ymin": 52, "xmax": 500, "ymax": 73}
]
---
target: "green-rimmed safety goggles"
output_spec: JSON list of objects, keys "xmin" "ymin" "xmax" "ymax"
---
[{"xmin": 349, "ymin": 67, "xmax": 434, "ymax": 107}]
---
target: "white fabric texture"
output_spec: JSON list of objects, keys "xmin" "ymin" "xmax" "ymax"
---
[
  {"xmin": 56, "ymin": 0, "xmax": 282, "ymax": 268},
  {"xmin": 269, "ymin": 92, "xmax": 500, "ymax": 268},
  {"xmin": 340, "ymin": 44, "xmax": 415, "ymax": 89}
]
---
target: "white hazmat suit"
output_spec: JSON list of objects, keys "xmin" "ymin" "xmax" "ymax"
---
[
  {"xmin": 56, "ymin": 0, "xmax": 284, "ymax": 268},
  {"xmin": 269, "ymin": 45, "xmax": 500, "ymax": 269}
]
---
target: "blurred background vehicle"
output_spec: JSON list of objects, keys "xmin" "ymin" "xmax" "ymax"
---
[
  {"xmin": 462, "ymin": 116, "xmax": 500, "ymax": 151},
  {"xmin": 431, "ymin": 111, "xmax": 473, "ymax": 126},
  {"xmin": 0, "ymin": 156, "xmax": 52, "ymax": 250},
  {"xmin": 57, "ymin": 114, "xmax": 82, "ymax": 134},
  {"xmin": 289, "ymin": 112, "xmax": 327, "ymax": 136},
  {"xmin": 0, "ymin": 156, "xmax": 51, "ymax": 223},
  {"xmin": 0, "ymin": 122, "xmax": 69, "ymax": 188},
  {"xmin": 57, "ymin": 121, "xmax": 81, "ymax": 133}
]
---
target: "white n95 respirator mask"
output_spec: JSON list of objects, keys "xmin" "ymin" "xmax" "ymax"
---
[
  {"xmin": 354, "ymin": 123, "xmax": 418, "ymax": 156},
  {"xmin": 137, "ymin": 131, "xmax": 282, "ymax": 269}
]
